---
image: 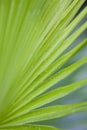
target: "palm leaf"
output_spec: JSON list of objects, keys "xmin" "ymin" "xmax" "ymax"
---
[
  {"xmin": 0, "ymin": 0, "xmax": 87, "ymax": 129},
  {"xmin": 0, "ymin": 124, "xmax": 59, "ymax": 130}
]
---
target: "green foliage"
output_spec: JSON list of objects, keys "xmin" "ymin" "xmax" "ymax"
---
[
  {"xmin": 0, "ymin": 0, "xmax": 87, "ymax": 129},
  {"xmin": 0, "ymin": 124, "xmax": 59, "ymax": 130}
]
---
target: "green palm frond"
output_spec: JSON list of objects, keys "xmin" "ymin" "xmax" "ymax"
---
[{"xmin": 0, "ymin": 0, "xmax": 87, "ymax": 129}]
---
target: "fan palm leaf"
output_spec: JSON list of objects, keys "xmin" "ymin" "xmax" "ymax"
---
[{"xmin": 0, "ymin": 0, "xmax": 87, "ymax": 129}]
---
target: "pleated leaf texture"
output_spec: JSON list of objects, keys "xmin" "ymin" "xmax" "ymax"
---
[{"xmin": 0, "ymin": 0, "xmax": 87, "ymax": 130}]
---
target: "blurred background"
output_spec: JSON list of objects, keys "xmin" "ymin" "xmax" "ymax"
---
[{"xmin": 36, "ymin": 2, "xmax": 87, "ymax": 130}]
